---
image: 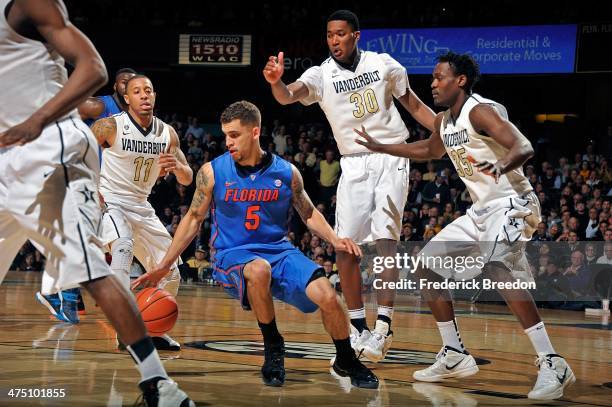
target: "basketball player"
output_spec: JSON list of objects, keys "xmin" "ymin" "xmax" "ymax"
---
[
  {"xmin": 36, "ymin": 67, "xmax": 137, "ymax": 324},
  {"xmin": 91, "ymin": 74, "xmax": 193, "ymax": 351},
  {"xmin": 134, "ymin": 101, "xmax": 378, "ymax": 388},
  {"xmin": 355, "ymin": 52, "xmax": 574, "ymax": 400},
  {"xmin": 263, "ymin": 9, "xmax": 436, "ymax": 362},
  {"xmin": 79, "ymin": 67, "xmax": 136, "ymax": 123},
  {"xmin": 0, "ymin": 0, "xmax": 193, "ymax": 405}
]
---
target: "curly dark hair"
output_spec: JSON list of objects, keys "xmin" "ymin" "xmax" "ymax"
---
[{"xmin": 437, "ymin": 51, "xmax": 481, "ymax": 93}]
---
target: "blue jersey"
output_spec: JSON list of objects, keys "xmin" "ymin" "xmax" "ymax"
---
[
  {"xmin": 210, "ymin": 152, "xmax": 293, "ymax": 253},
  {"xmin": 99, "ymin": 95, "xmax": 122, "ymax": 117},
  {"xmin": 83, "ymin": 94, "xmax": 122, "ymax": 126}
]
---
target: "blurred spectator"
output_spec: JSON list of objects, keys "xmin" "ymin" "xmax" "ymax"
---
[
  {"xmin": 186, "ymin": 246, "xmax": 212, "ymax": 281},
  {"xmin": 563, "ymin": 250, "xmax": 590, "ymax": 294},
  {"xmin": 422, "ymin": 175, "xmax": 450, "ymax": 210},
  {"xmin": 422, "ymin": 161, "xmax": 436, "ymax": 182},
  {"xmin": 318, "ymin": 149, "xmax": 340, "ymax": 206},
  {"xmin": 596, "ymin": 243, "xmax": 612, "ymax": 265},
  {"xmin": 584, "ymin": 243, "xmax": 599, "ymax": 265},
  {"xmin": 532, "ymin": 222, "xmax": 551, "ymax": 242},
  {"xmin": 585, "ymin": 208, "xmax": 600, "ymax": 240},
  {"xmin": 186, "ymin": 117, "xmax": 204, "ymax": 140}
]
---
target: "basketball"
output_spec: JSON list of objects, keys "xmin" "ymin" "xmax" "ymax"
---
[{"xmin": 135, "ymin": 288, "xmax": 178, "ymax": 335}]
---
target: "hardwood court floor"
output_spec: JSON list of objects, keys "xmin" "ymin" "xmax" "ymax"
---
[{"xmin": 0, "ymin": 271, "xmax": 610, "ymax": 406}]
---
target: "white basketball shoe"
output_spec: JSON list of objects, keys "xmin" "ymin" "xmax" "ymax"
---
[
  {"xmin": 527, "ymin": 354, "xmax": 575, "ymax": 400},
  {"xmin": 413, "ymin": 346, "xmax": 479, "ymax": 382},
  {"xmin": 361, "ymin": 320, "xmax": 393, "ymax": 363},
  {"xmin": 349, "ymin": 324, "xmax": 371, "ymax": 358}
]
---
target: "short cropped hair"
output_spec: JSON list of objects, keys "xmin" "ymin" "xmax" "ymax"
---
[
  {"xmin": 125, "ymin": 74, "xmax": 152, "ymax": 91},
  {"xmin": 437, "ymin": 52, "xmax": 481, "ymax": 93},
  {"xmin": 327, "ymin": 10, "xmax": 359, "ymax": 31},
  {"xmin": 220, "ymin": 100, "xmax": 261, "ymax": 127},
  {"xmin": 115, "ymin": 67, "xmax": 136, "ymax": 78}
]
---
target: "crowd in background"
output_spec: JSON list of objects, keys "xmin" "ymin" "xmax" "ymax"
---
[{"xmin": 10, "ymin": 113, "xmax": 611, "ymax": 306}]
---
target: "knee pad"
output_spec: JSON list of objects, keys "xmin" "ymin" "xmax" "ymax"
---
[{"xmin": 110, "ymin": 237, "xmax": 134, "ymax": 290}]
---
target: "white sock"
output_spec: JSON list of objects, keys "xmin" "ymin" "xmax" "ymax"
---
[
  {"xmin": 524, "ymin": 322, "xmax": 555, "ymax": 355},
  {"xmin": 41, "ymin": 272, "xmax": 55, "ymax": 294},
  {"xmin": 436, "ymin": 319, "xmax": 465, "ymax": 352},
  {"xmin": 377, "ymin": 305, "xmax": 394, "ymax": 320},
  {"xmin": 126, "ymin": 336, "xmax": 168, "ymax": 382},
  {"xmin": 348, "ymin": 307, "xmax": 366, "ymax": 320}
]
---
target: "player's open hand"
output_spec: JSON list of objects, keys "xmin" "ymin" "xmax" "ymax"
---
[
  {"xmin": 263, "ymin": 51, "xmax": 285, "ymax": 85},
  {"xmin": 469, "ymin": 155, "xmax": 502, "ymax": 183},
  {"xmin": 131, "ymin": 264, "xmax": 169, "ymax": 290},
  {"xmin": 158, "ymin": 153, "xmax": 177, "ymax": 176},
  {"xmin": 0, "ymin": 116, "xmax": 44, "ymax": 148},
  {"xmin": 332, "ymin": 237, "xmax": 362, "ymax": 258},
  {"xmin": 354, "ymin": 125, "xmax": 383, "ymax": 152}
]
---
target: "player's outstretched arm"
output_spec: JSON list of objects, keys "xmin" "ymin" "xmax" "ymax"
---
[
  {"xmin": 78, "ymin": 97, "xmax": 106, "ymax": 121},
  {"xmin": 132, "ymin": 163, "xmax": 214, "ymax": 289},
  {"xmin": 354, "ymin": 113, "xmax": 446, "ymax": 161},
  {"xmin": 263, "ymin": 51, "xmax": 310, "ymax": 105},
  {"xmin": 90, "ymin": 117, "xmax": 116, "ymax": 148},
  {"xmin": 290, "ymin": 165, "xmax": 362, "ymax": 257},
  {"xmin": 468, "ymin": 104, "xmax": 534, "ymax": 183},
  {"xmin": 0, "ymin": 0, "xmax": 107, "ymax": 147},
  {"xmin": 397, "ymin": 89, "xmax": 436, "ymax": 132},
  {"xmin": 160, "ymin": 127, "xmax": 193, "ymax": 186}
]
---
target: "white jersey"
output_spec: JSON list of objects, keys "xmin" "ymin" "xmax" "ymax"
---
[
  {"xmin": 439, "ymin": 93, "xmax": 532, "ymax": 209},
  {"xmin": 298, "ymin": 50, "xmax": 410, "ymax": 155},
  {"xmin": 99, "ymin": 112, "xmax": 171, "ymax": 202},
  {"xmin": 0, "ymin": 0, "xmax": 74, "ymax": 134}
]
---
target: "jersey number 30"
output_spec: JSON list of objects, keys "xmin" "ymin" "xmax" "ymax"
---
[
  {"xmin": 350, "ymin": 88, "xmax": 379, "ymax": 118},
  {"xmin": 245, "ymin": 205, "xmax": 261, "ymax": 230}
]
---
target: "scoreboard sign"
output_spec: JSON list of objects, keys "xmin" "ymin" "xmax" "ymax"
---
[{"xmin": 178, "ymin": 34, "xmax": 251, "ymax": 66}]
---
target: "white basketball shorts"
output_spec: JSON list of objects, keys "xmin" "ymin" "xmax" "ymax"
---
[
  {"xmin": 0, "ymin": 117, "xmax": 111, "ymax": 294},
  {"xmin": 419, "ymin": 192, "xmax": 541, "ymax": 282},
  {"xmin": 100, "ymin": 196, "xmax": 180, "ymax": 295},
  {"xmin": 335, "ymin": 152, "xmax": 409, "ymax": 244}
]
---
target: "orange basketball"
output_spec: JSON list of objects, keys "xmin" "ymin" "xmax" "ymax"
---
[{"xmin": 135, "ymin": 288, "xmax": 178, "ymax": 336}]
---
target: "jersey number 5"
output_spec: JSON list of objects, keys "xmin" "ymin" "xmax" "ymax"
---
[
  {"xmin": 350, "ymin": 88, "xmax": 379, "ymax": 118},
  {"xmin": 245, "ymin": 205, "xmax": 261, "ymax": 230}
]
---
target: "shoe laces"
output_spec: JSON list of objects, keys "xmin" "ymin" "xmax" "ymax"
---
[
  {"xmin": 435, "ymin": 347, "xmax": 447, "ymax": 360},
  {"xmin": 534, "ymin": 355, "xmax": 558, "ymax": 385},
  {"xmin": 264, "ymin": 344, "xmax": 284, "ymax": 369},
  {"xmin": 534, "ymin": 355, "xmax": 554, "ymax": 369}
]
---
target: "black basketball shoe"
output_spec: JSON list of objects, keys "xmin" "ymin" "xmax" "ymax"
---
[
  {"xmin": 332, "ymin": 358, "xmax": 379, "ymax": 389},
  {"xmin": 261, "ymin": 340, "xmax": 285, "ymax": 386}
]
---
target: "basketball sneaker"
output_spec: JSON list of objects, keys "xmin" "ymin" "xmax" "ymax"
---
[
  {"xmin": 331, "ymin": 357, "xmax": 379, "ymax": 389},
  {"xmin": 152, "ymin": 334, "xmax": 181, "ymax": 351},
  {"xmin": 413, "ymin": 346, "xmax": 479, "ymax": 382},
  {"xmin": 261, "ymin": 340, "xmax": 285, "ymax": 386},
  {"xmin": 362, "ymin": 320, "xmax": 393, "ymax": 363},
  {"xmin": 36, "ymin": 291, "xmax": 69, "ymax": 323},
  {"xmin": 60, "ymin": 288, "xmax": 80, "ymax": 324},
  {"xmin": 77, "ymin": 290, "xmax": 86, "ymax": 315},
  {"xmin": 349, "ymin": 324, "xmax": 371, "ymax": 357},
  {"xmin": 527, "ymin": 354, "xmax": 575, "ymax": 400},
  {"xmin": 139, "ymin": 377, "xmax": 195, "ymax": 407}
]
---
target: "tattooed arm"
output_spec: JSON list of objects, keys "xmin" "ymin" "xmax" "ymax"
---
[
  {"xmin": 160, "ymin": 126, "xmax": 193, "ymax": 185},
  {"xmin": 90, "ymin": 117, "xmax": 116, "ymax": 148},
  {"xmin": 132, "ymin": 163, "xmax": 214, "ymax": 289},
  {"xmin": 290, "ymin": 165, "xmax": 361, "ymax": 257}
]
